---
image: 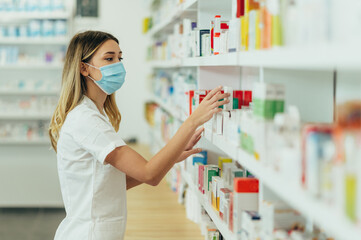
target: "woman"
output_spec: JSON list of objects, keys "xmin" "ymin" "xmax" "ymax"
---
[{"xmin": 49, "ymin": 30, "xmax": 229, "ymax": 240}]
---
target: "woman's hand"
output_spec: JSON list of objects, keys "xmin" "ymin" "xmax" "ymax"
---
[
  {"xmin": 176, "ymin": 127, "xmax": 204, "ymax": 163},
  {"xmin": 188, "ymin": 86, "xmax": 230, "ymax": 127}
]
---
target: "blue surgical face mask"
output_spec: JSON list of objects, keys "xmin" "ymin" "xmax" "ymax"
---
[{"xmin": 84, "ymin": 61, "xmax": 126, "ymax": 95}]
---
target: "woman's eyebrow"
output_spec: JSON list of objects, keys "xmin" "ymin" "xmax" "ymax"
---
[{"xmin": 103, "ymin": 51, "xmax": 122, "ymax": 55}]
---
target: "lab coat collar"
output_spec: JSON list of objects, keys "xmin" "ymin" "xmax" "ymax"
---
[{"xmin": 82, "ymin": 95, "xmax": 109, "ymax": 121}]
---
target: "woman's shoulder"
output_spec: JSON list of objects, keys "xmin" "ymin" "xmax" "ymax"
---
[{"xmin": 62, "ymin": 99, "xmax": 106, "ymax": 133}]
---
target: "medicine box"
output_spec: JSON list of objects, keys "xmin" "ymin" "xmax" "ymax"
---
[
  {"xmin": 223, "ymin": 86, "xmax": 233, "ymax": 111},
  {"xmin": 193, "ymin": 151, "xmax": 208, "ymax": 165},
  {"xmin": 211, "ymin": 176, "xmax": 224, "ymax": 211},
  {"xmin": 222, "ymin": 111, "xmax": 231, "ymax": 139},
  {"xmin": 240, "ymin": 110, "xmax": 255, "ymax": 154},
  {"xmin": 204, "ymin": 165, "xmax": 220, "ymax": 195},
  {"xmin": 219, "ymin": 188, "xmax": 232, "ymax": 220},
  {"xmin": 228, "ymin": 18, "xmax": 241, "ymax": 52},
  {"xmin": 198, "ymin": 164, "xmax": 205, "ymax": 194},
  {"xmin": 216, "ymin": 112, "xmax": 223, "ymax": 135},
  {"xmin": 241, "ymin": 211, "xmax": 261, "ymax": 240},
  {"xmin": 218, "ymin": 157, "xmax": 233, "ymax": 177},
  {"xmin": 253, "ymin": 82, "xmax": 285, "ymax": 120},
  {"xmin": 233, "ymin": 178, "xmax": 259, "ymax": 237}
]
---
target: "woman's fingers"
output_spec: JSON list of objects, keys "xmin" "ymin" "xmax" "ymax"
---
[
  {"xmin": 204, "ymin": 86, "xmax": 223, "ymax": 100},
  {"xmin": 191, "ymin": 128, "xmax": 203, "ymax": 147},
  {"xmin": 212, "ymin": 99, "xmax": 230, "ymax": 108},
  {"xmin": 186, "ymin": 148, "xmax": 202, "ymax": 158},
  {"xmin": 210, "ymin": 92, "xmax": 231, "ymax": 103},
  {"xmin": 211, "ymin": 108, "xmax": 223, "ymax": 115},
  {"xmin": 193, "ymin": 134, "xmax": 202, "ymax": 146},
  {"xmin": 194, "ymin": 127, "xmax": 204, "ymax": 138},
  {"xmin": 185, "ymin": 127, "xmax": 204, "ymax": 151},
  {"xmin": 191, "ymin": 127, "xmax": 203, "ymax": 143},
  {"xmin": 218, "ymin": 93, "xmax": 231, "ymax": 101},
  {"xmin": 195, "ymin": 127, "xmax": 204, "ymax": 135}
]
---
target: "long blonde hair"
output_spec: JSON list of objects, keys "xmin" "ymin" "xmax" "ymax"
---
[{"xmin": 49, "ymin": 31, "xmax": 121, "ymax": 152}]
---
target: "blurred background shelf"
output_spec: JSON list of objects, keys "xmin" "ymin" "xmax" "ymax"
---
[
  {"xmin": 0, "ymin": 11, "xmax": 72, "ymax": 21},
  {"xmin": 0, "ymin": 64, "xmax": 63, "ymax": 70},
  {"xmin": 148, "ymin": 94, "xmax": 185, "ymax": 122},
  {"xmin": 147, "ymin": 0, "xmax": 198, "ymax": 37},
  {"xmin": 0, "ymin": 37, "xmax": 69, "ymax": 45},
  {"xmin": 0, "ymin": 114, "xmax": 52, "ymax": 120},
  {"xmin": 0, "ymin": 139, "xmax": 50, "ymax": 145},
  {"xmin": 0, "ymin": 90, "xmax": 59, "ymax": 95}
]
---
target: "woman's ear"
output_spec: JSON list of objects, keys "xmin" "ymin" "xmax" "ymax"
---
[{"xmin": 80, "ymin": 62, "xmax": 89, "ymax": 77}]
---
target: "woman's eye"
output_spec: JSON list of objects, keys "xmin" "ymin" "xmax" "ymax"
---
[
  {"xmin": 105, "ymin": 58, "xmax": 113, "ymax": 61},
  {"xmin": 119, "ymin": 57, "xmax": 123, "ymax": 61}
]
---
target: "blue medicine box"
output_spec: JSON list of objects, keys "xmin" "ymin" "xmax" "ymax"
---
[{"xmin": 192, "ymin": 151, "xmax": 207, "ymax": 165}]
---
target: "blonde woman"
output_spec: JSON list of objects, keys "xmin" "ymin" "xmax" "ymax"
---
[{"xmin": 49, "ymin": 30, "xmax": 230, "ymax": 240}]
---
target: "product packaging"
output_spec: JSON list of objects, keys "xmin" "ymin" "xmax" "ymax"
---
[{"xmin": 233, "ymin": 178, "xmax": 259, "ymax": 237}]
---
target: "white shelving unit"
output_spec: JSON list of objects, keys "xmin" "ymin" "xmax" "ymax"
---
[
  {"xmin": 154, "ymin": 107, "xmax": 361, "ymax": 240},
  {"xmin": 150, "ymin": 46, "xmax": 361, "ymax": 70},
  {"xmin": 182, "ymin": 170, "xmax": 237, "ymax": 240},
  {"xmin": 147, "ymin": 0, "xmax": 198, "ymax": 37},
  {"xmin": 0, "ymin": 1, "xmax": 74, "ymax": 207},
  {"xmin": 202, "ymin": 129, "xmax": 361, "ymax": 240},
  {"xmin": 148, "ymin": 94, "xmax": 185, "ymax": 122},
  {"xmin": 146, "ymin": 0, "xmax": 361, "ymax": 239}
]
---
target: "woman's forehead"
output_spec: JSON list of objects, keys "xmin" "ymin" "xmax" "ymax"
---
[{"xmin": 97, "ymin": 40, "xmax": 121, "ymax": 54}]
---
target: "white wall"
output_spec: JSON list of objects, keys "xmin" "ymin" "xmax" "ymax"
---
[{"xmin": 74, "ymin": 0, "xmax": 151, "ymax": 143}]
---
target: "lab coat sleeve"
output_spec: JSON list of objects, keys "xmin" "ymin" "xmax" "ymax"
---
[{"xmin": 72, "ymin": 113, "xmax": 126, "ymax": 164}]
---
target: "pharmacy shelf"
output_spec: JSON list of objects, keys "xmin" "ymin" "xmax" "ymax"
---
[
  {"xmin": 0, "ymin": 37, "xmax": 69, "ymax": 45},
  {"xmin": 0, "ymin": 90, "xmax": 59, "ymax": 96},
  {"xmin": 0, "ymin": 139, "xmax": 49, "ymax": 145},
  {"xmin": 147, "ymin": 0, "xmax": 198, "ymax": 37},
  {"xmin": 0, "ymin": 114, "xmax": 51, "ymax": 120},
  {"xmin": 0, "ymin": 11, "xmax": 72, "ymax": 22},
  {"xmin": 182, "ymin": 170, "xmax": 237, "ymax": 240},
  {"xmin": 150, "ymin": 59, "xmax": 182, "ymax": 68},
  {"xmin": 183, "ymin": 52, "xmax": 239, "ymax": 67},
  {"xmin": 0, "ymin": 64, "xmax": 63, "ymax": 70},
  {"xmin": 211, "ymin": 133, "xmax": 238, "ymax": 160},
  {"xmin": 148, "ymin": 94, "xmax": 186, "ymax": 122},
  {"xmin": 237, "ymin": 46, "xmax": 361, "ymax": 70},
  {"xmin": 146, "ymin": 123, "xmax": 166, "ymax": 155},
  {"xmin": 149, "ymin": 45, "xmax": 361, "ymax": 70},
  {"xmin": 202, "ymin": 128, "xmax": 361, "ymax": 240},
  {"xmin": 146, "ymin": 122, "xmax": 166, "ymax": 146}
]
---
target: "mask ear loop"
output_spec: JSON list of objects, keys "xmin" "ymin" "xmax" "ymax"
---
[
  {"xmin": 82, "ymin": 62, "xmax": 109, "ymax": 95},
  {"xmin": 83, "ymin": 62, "xmax": 100, "ymax": 81},
  {"xmin": 83, "ymin": 62, "xmax": 99, "ymax": 70}
]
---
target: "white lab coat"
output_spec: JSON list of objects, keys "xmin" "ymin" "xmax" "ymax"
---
[{"xmin": 54, "ymin": 96, "xmax": 127, "ymax": 240}]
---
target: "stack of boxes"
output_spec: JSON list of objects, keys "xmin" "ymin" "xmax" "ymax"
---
[
  {"xmin": 186, "ymin": 152, "xmax": 262, "ymax": 238},
  {"xmin": 253, "ymin": 82, "xmax": 285, "ymax": 120},
  {"xmin": 185, "ymin": 84, "xmax": 286, "ymax": 162},
  {"xmin": 184, "ymin": 152, "xmax": 311, "ymax": 239}
]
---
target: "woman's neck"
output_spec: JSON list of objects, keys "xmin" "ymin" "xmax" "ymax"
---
[{"xmin": 85, "ymin": 81, "xmax": 107, "ymax": 115}]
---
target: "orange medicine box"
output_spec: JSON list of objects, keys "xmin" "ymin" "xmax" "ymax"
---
[{"xmin": 233, "ymin": 178, "xmax": 259, "ymax": 236}]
